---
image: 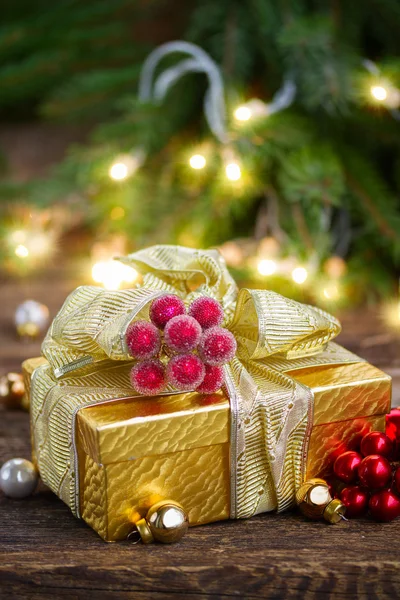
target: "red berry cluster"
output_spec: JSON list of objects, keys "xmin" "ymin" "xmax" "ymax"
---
[
  {"xmin": 332, "ymin": 431, "xmax": 400, "ymax": 522},
  {"xmin": 125, "ymin": 294, "xmax": 236, "ymax": 396}
]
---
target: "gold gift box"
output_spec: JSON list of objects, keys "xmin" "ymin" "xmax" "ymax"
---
[{"xmin": 25, "ymin": 355, "xmax": 391, "ymax": 542}]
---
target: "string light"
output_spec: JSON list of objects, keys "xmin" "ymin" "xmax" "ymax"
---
[
  {"xmin": 234, "ymin": 106, "xmax": 252, "ymax": 121},
  {"xmin": 370, "ymin": 85, "xmax": 388, "ymax": 102},
  {"xmin": 15, "ymin": 244, "xmax": 29, "ymax": 258},
  {"xmin": 108, "ymin": 151, "xmax": 145, "ymax": 182},
  {"xmin": 258, "ymin": 259, "xmax": 277, "ymax": 276},
  {"xmin": 225, "ymin": 162, "xmax": 241, "ymax": 181},
  {"xmin": 292, "ymin": 266, "xmax": 308, "ymax": 285},
  {"xmin": 109, "ymin": 162, "xmax": 129, "ymax": 181},
  {"xmin": 92, "ymin": 260, "xmax": 138, "ymax": 290},
  {"xmin": 189, "ymin": 154, "xmax": 206, "ymax": 169}
]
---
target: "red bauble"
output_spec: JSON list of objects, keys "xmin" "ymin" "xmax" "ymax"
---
[
  {"xmin": 199, "ymin": 327, "xmax": 237, "ymax": 366},
  {"xmin": 189, "ymin": 297, "xmax": 224, "ymax": 329},
  {"xmin": 333, "ymin": 451, "xmax": 362, "ymax": 484},
  {"xmin": 167, "ymin": 354, "xmax": 205, "ymax": 390},
  {"xmin": 164, "ymin": 315, "xmax": 202, "ymax": 353},
  {"xmin": 130, "ymin": 359, "xmax": 166, "ymax": 395},
  {"xmin": 150, "ymin": 294, "xmax": 185, "ymax": 329},
  {"xmin": 339, "ymin": 486, "xmax": 369, "ymax": 518},
  {"xmin": 196, "ymin": 364, "xmax": 224, "ymax": 394},
  {"xmin": 394, "ymin": 467, "xmax": 400, "ymax": 496},
  {"xmin": 369, "ymin": 490, "xmax": 400, "ymax": 522},
  {"xmin": 360, "ymin": 431, "xmax": 393, "ymax": 459},
  {"xmin": 386, "ymin": 408, "xmax": 400, "ymax": 460},
  {"xmin": 358, "ymin": 455, "xmax": 392, "ymax": 490},
  {"xmin": 126, "ymin": 321, "xmax": 161, "ymax": 360}
]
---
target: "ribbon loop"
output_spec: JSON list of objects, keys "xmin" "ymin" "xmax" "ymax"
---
[
  {"xmin": 117, "ymin": 245, "xmax": 238, "ymax": 311},
  {"xmin": 230, "ymin": 288, "xmax": 341, "ymax": 361}
]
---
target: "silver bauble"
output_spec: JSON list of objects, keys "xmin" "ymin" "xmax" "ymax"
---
[{"xmin": 0, "ymin": 458, "xmax": 39, "ymax": 498}]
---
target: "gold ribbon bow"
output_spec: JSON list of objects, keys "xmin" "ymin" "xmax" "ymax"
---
[{"xmin": 36, "ymin": 245, "xmax": 353, "ymax": 518}]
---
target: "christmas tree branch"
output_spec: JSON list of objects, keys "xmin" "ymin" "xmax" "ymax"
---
[{"xmin": 346, "ymin": 174, "xmax": 398, "ymax": 242}]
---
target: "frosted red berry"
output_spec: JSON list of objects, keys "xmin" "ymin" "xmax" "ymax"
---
[
  {"xmin": 130, "ymin": 359, "xmax": 166, "ymax": 395},
  {"xmin": 164, "ymin": 315, "xmax": 202, "ymax": 353},
  {"xmin": 189, "ymin": 297, "xmax": 224, "ymax": 329},
  {"xmin": 196, "ymin": 364, "xmax": 224, "ymax": 394},
  {"xmin": 150, "ymin": 294, "xmax": 186, "ymax": 329},
  {"xmin": 167, "ymin": 354, "xmax": 205, "ymax": 390},
  {"xmin": 126, "ymin": 320, "xmax": 161, "ymax": 360},
  {"xmin": 198, "ymin": 326, "xmax": 237, "ymax": 366}
]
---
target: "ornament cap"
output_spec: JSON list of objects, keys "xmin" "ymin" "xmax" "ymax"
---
[
  {"xmin": 323, "ymin": 498, "xmax": 346, "ymax": 524},
  {"xmin": 135, "ymin": 517, "xmax": 155, "ymax": 544}
]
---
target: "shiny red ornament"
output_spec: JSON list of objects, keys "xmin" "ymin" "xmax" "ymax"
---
[
  {"xmin": 130, "ymin": 359, "xmax": 166, "ymax": 395},
  {"xmin": 360, "ymin": 431, "xmax": 393, "ymax": 459},
  {"xmin": 196, "ymin": 364, "xmax": 224, "ymax": 395},
  {"xmin": 333, "ymin": 451, "xmax": 362, "ymax": 484},
  {"xmin": 126, "ymin": 321, "xmax": 161, "ymax": 360},
  {"xmin": 199, "ymin": 326, "xmax": 237, "ymax": 366},
  {"xmin": 167, "ymin": 354, "xmax": 205, "ymax": 390},
  {"xmin": 164, "ymin": 315, "xmax": 202, "ymax": 353},
  {"xmin": 369, "ymin": 490, "xmax": 400, "ymax": 522},
  {"xmin": 394, "ymin": 467, "xmax": 400, "ymax": 496},
  {"xmin": 339, "ymin": 486, "xmax": 369, "ymax": 518},
  {"xmin": 150, "ymin": 294, "xmax": 185, "ymax": 329},
  {"xmin": 358, "ymin": 455, "xmax": 392, "ymax": 490},
  {"xmin": 386, "ymin": 408, "xmax": 400, "ymax": 460},
  {"xmin": 189, "ymin": 297, "xmax": 224, "ymax": 329}
]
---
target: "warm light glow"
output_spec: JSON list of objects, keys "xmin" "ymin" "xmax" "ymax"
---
[
  {"xmin": 234, "ymin": 105, "xmax": 252, "ymax": 121},
  {"xmin": 10, "ymin": 230, "xmax": 26, "ymax": 244},
  {"xmin": 92, "ymin": 260, "xmax": 138, "ymax": 290},
  {"xmin": 382, "ymin": 299, "xmax": 400, "ymax": 330},
  {"xmin": 15, "ymin": 244, "xmax": 29, "ymax": 258},
  {"xmin": 110, "ymin": 206, "xmax": 125, "ymax": 220},
  {"xmin": 218, "ymin": 241, "xmax": 243, "ymax": 267},
  {"xmin": 225, "ymin": 162, "xmax": 241, "ymax": 181},
  {"xmin": 323, "ymin": 283, "xmax": 340, "ymax": 301},
  {"xmin": 109, "ymin": 162, "xmax": 129, "ymax": 180},
  {"xmin": 258, "ymin": 259, "xmax": 277, "ymax": 276},
  {"xmin": 292, "ymin": 266, "xmax": 308, "ymax": 284},
  {"xmin": 371, "ymin": 85, "xmax": 387, "ymax": 101},
  {"xmin": 189, "ymin": 154, "xmax": 206, "ymax": 169}
]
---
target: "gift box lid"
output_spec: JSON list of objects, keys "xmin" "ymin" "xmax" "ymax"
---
[
  {"xmin": 290, "ymin": 361, "xmax": 391, "ymax": 426},
  {"xmin": 76, "ymin": 389, "xmax": 230, "ymax": 466}
]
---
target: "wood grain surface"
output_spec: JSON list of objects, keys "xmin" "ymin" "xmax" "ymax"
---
[{"xmin": 1, "ymin": 272, "xmax": 400, "ymax": 599}]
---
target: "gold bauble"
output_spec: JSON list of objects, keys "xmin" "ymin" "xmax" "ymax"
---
[
  {"xmin": 135, "ymin": 500, "xmax": 189, "ymax": 544},
  {"xmin": 0, "ymin": 372, "xmax": 25, "ymax": 409},
  {"xmin": 296, "ymin": 478, "xmax": 346, "ymax": 524}
]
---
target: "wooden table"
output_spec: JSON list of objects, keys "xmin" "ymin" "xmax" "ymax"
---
[{"xmin": 1, "ymin": 274, "xmax": 400, "ymax": 599}]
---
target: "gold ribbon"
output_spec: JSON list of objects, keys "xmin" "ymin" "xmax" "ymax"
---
[{"xmin": 35, "ymin": 245, "xmax": 357, "ymax": 519}]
